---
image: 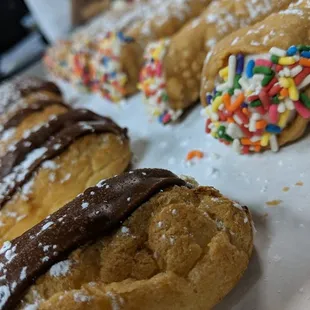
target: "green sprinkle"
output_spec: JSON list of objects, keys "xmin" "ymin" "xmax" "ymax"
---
[
  {"xmin": 261, "ymin": 72, "xmax": 275, "ymax": 87},
  {"xmin": 214, "ymin": 91, "xmax": 222, "ymax": 98},
  {"xmin": 297, "ymin": 45, "xmax": 310, "ymax": 52},
  {"xmin": 250, "ymin": 100, "xmax": 262, "ymax": 108},
  {"xmin": 271, "ymin": 55, "xmax": 280, "ymax": 64},
  {"xmin": 223, "ymin": 134, "xmax": 233, "ymax": 142},
  {"xmin": 300, "ymin": 92, "xmax": 310, "ymax": 108},
  {"xmin": 253, "ymin": 66, "xmax": 273, "ymax": 75},
  {"xmin": 217, "ymin": 126, "xmax": 226, "ymax": 139},
  {"xmin": 162, "ymin": 93, "xmax": 169, "ymax": 102},
  {"xmin": 272, "ymin": 95, "xmax": 280, "ymax": 104},
  {"xmin": 234, "ymin": 74, "xmax": 242, "ymax": 89},
  {"xmin": 228, "ymin": 88, "xmax": 235, "ymax": 96}
]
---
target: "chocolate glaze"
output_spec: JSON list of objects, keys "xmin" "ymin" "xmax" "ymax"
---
[
  {"xmin": 0, "ymin": 77, "xmax": 61, "ymax": 114},
  {"xmin": 0, "ymin": 100, "xmax": 68, "ymax": 133},
  {"xmin": 0, "ymin": 168, "xmax": 187, "ymax": 310},
  {"xmin": 0, "ymin": 109, "xmax": 128, "ymax": 209}
]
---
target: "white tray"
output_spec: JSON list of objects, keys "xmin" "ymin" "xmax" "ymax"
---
[{"xmin": 22, "ymin": 62, "xmax": 310, "ymax": 310}]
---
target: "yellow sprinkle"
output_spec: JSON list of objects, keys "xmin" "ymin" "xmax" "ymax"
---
[
  {"xmin": 219, "ymin": 66, "xmax": 229, "ymax": 79},
  {"xmin": 211, "ymin": 131, "xmax": 217, "ymax": 138},
  {"xmin": 278, "ymin": 57, "xmax": 296, "ymax": 66},
  {"xmin": 213, "ymin": 121, "xmax": 220, "ymax": 128},
  {"xmin": 212, "ymin": 96, "xmax": 223, "ymax": 112},
  {"xmin": 245, "ymin": 90, "xmax": 253, "ymax": 97},
  {"xmin": 287, "ymin": 78, "xmax": 299, "ymax": 101},
  {"xmin": 261, "ymin": 133, "xmax": 271, "ymax": 147},
  {"xmin": 279, "ymin": 77, "xmax": 291, "ymax": 88},
  {"xmin": 153, "ymin": 110, "xmax": 161, "ymax": 117},
  {"xmin": 278, "ymin": 110, "xmax": 290, "ymax": 128}
]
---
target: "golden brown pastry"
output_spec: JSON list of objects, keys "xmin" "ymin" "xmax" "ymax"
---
[
  {"xmin": 0, "ymin": 169, "xmax": 253, "ymax": 310},
  {"xmin": 0, "ymin": 78, "xmax": 131, "ymax": 244},
  {"xmin": 138, "ymin": 0, "xmax": 293, "ymax": 124},
  {"xmin": 200, "ymin": 0, "xmax": 310, "ymax": 154}
]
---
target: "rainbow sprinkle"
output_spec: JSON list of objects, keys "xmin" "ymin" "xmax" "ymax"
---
[
  {"xmin": 138, "ymin": 39, "xmax": 182, "ymax": 124},
  {"xmin": 202, "ymin": 45, "xmax": 310, "ymax": 154},
  {"xmin": 68, "ymin": 31, "xmax": 133, "ymax": 102}
]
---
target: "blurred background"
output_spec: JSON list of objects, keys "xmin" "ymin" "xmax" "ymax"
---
[{"xmin": 0, "ymin": 0, "xmax": 133, "ymax": 82}]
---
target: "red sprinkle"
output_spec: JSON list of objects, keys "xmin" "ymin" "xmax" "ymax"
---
[
  {"xmin": 259, "ymin": 91, "xmax": 272, "ymax": 110},
  {"xmin": 268, "ymin": 84, "xmax": 282, "ymax": 96},
  {"xmin": 205, "ymin": 119, "xmax": 212, "ymax": 133},
  {"xmin": 255, "ymin": 106, "xmax": 266, "ymax": 115},
  {"xmin": 235, "ymin": 109, "xmax": 249, "ymax": 124},
  {"xmin": 218, "ymin": 111, "xmax": 227, "ymax": 121},
  {"xmin": 294, "ymin": 68, "xmax": 310, "ymax": 86},
  {"xmin": 240, "ymin": 124, "xmax": 253, "ymax": 138},
  {"xmin": 247, "ymin": 95, "xmax": 259, "ymax": 102},
  {"xmin": 242, "ymin": 146, "xmax": 250, "ymax": 155},
  {"xmin": 275, "ymin": 65, "xmax": 283, "ymax": 72},
  {"xmin": 262, "ymin": 77, "xmax": 277, "ymax": 93}
]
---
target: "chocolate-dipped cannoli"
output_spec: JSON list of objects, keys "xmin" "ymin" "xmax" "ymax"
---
[
  {"xmin": 0, "ymin": 169, "xmax": 253, "ymax": 310},
  {"xmin": 201, "ymin": 0, "xmax": 310, "ymax": 154},
  {"xmin": 0, "ymin": 81, "xmax": 130, "ymax": 243}
]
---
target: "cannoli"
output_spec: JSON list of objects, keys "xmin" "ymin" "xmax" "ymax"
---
[
  {"xmin": 0, "ymin": 81, "xmax": 130, "ymax": 244},
  {"xmin": 62, "ymin": 0, "xmax": 213, "ymax": 102},
  {"xmin": 201, "ymin": 0, "xmax": 310, "ymax": 154},
  {"xmin": 0, "ymin": 169, "xmax": 253, "ymax": 310},
  {"xmin": 139, "ymin": 0, "xmax": 293, "ymax": 124}
]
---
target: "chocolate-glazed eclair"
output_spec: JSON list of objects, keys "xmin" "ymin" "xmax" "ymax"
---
[
  {"xmin": 0, "ymin": 90, "xmax": 131, "ymax": 244},
  {"xmin": 0, "ymin": 169, "xmax": 253, "ymax": 310}
]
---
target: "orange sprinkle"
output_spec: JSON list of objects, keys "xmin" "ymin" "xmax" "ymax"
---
[
  {"xmin": 280, "ymin": 88, "xmax": 289, "ymax": 98},
  {"xmin": 241, "ymin": 138, "xmax": 261, "ymax": 146},
  {"xmin": 222, "ymin": 93, "xmax": 231, "ymax": 111},
  {"xmin": 255, "ymin": 120, "xmax": 268, "ymax": 130},
  {"xmin": 300, "ymin": 57, "xmax": 310, "ymax": 67},
  {"xmin": 186, "ymin": 150, "xmax": 204, "ymax": 161},
  {"xmin": 228, "ymin": 93, "xmax": 245, "ymax": 112},
  {"xmin": 227, "ymin": 117, "xmax": 235, "ymax": 123},
  {"xmin": 242, "ymin": 108, "xmax": 250, "ymax": 116},
  {"xmin": 254, "ymin": 145, "xmax": 261, "ymax": 153}
]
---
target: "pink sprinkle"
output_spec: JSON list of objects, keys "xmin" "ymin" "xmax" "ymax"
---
[
  {"xmin": 269, "ymin": 105, "xmax": 279, "ymax": 124},
  {"xmin": 295, "ymin": 101, "xmax": 310, "ymax": 118},
  {"xmin": 259, "ymin": 91, "xmax": 271, "ymax": 110},
  {"xmin": 256, "ymin": 59, "xmax": 273, "ymax": 68},
  {"xmin": 155, "ymin": 63, "xmax": 162, "ymax": 76},
  {"xmin": 268, "ymin": 84, "xmax": 282, "ymax": 96},
  {"xmin": 163, "ymin": 113, "xmax": 171, "ymax": 123},
  {"xmin": 263, "ymin": 77, "xmax": 277, "ymax": 93}
]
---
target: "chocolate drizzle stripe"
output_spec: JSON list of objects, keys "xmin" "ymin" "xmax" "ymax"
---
[
  {"xmin": 0, "ymin": 100, "xmax": 69, "ymax": 133},
  {"xmin": 0, "ymin": 109, "xmax": 128, "ymax": 209},
  {"xmin": 0, "ymin": 78, "xmax": 62, "ymax": 115},
  {"xmin": 0, "ymin": 169, "xmax": 187, "ymax": 310}
]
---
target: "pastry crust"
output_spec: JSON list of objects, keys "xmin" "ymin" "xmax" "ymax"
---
[
  {"xmin": 0, "ymin": 79, "xmax": 131, "ymax": 244},
  {"xmin": 21, "ymin": 184, "xmax": 253, "ymax": 310},
  {"xmin": 200, "ymin": 0, "xmax": 310, "ymax": 152}
]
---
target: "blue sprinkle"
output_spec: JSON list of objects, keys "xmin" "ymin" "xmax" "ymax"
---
[
  {"xmin": 206, "ymin": 94, "xmax": 213, "ymax": 105},
  {"xmin": 213, "ymin": 88, "xmax": 217, "ymax": 96},
  {"xmin": 236, "ymin": 54, "xmax": 245, "ymax": 75},
  {"xmin": 117, "ymin": 32, "xmax": 134, "ymax": 43},
  {"xmin": 287, "ymin": 46, "xmax": 297, "ymax": 56},
  {"xmin": 246, "ymin": 60, "xmax": 255, "ymax": 78},
  {"xmin": 301, "ymin": 51, "xmax": 310, "ymax": 59},
  {"xmin": 109, "ymin": 72, "xmax": 117, "ymax": 79},
  {"xmin": 101, "ymin": 56, "xmax": 110, "ymax": 66},
  {"xmin": 266, "ymin": 124, "xmax": 282, "ymax": 134},
  {"xmin": 241, "ymin": 102, "xmax": 248, "ymax": 108}
]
